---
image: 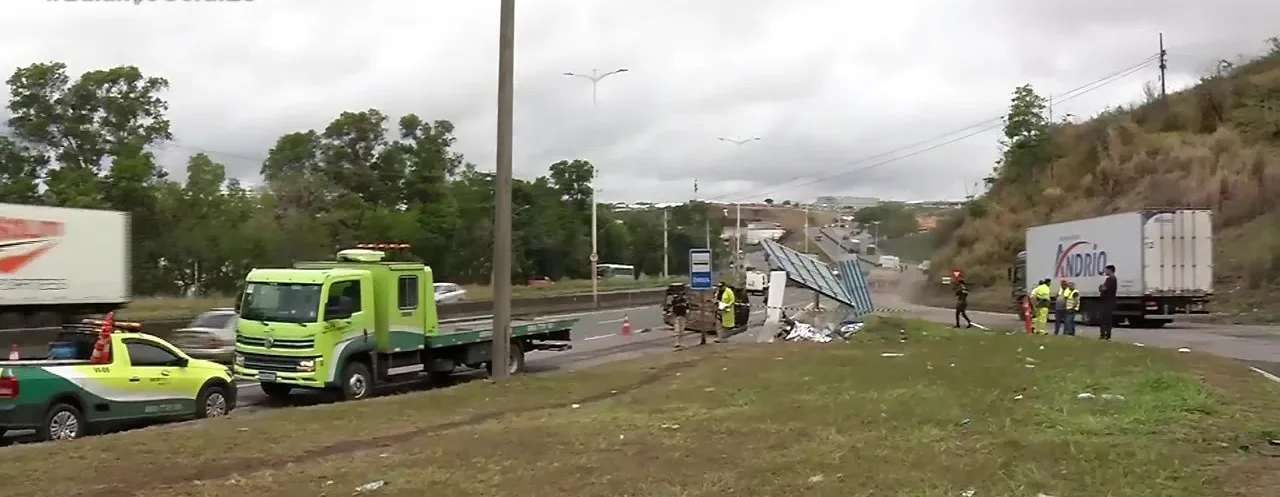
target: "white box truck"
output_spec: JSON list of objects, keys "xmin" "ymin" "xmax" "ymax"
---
[
  {"xmin": 1011, "ymin": 209, "xmax": 1212, "ymax": 328},
  {"xmin": 0, "ymin": 203, "xmax": 130, "ymax": 330}
]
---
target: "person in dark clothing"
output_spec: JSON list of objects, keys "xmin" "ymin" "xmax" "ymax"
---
[
  {"xmin": 954, "ymin": 278, "xmax": 972, "ymax": 328},
  {"xmin": 1098, "ymin": 264, "xmax": 1118, "ymax": 340}
]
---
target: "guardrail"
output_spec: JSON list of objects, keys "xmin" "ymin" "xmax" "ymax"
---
[{"xmin": 1, "ymin": 287, "xmax": 670, "ymax": 357}]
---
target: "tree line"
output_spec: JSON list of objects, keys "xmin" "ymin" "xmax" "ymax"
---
[{"xmin": 0, "ymin": 62, "xmax": 726, "ymax": 297}]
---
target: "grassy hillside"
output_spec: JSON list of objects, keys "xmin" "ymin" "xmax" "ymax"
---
[{"xmin": 926, "ymin": 41, "xmax": 1280, "ymax": 323}]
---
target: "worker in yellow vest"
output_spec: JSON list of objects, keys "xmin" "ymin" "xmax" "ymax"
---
[
  {"xmin": 1062, "ymin": 281, "xmax": 1080, "ymax": 336},
  {"xmin": 716, "ymin": 282, "xmax": 737, "ymax": 342},
  {"xmin": 1031, "ymin": 278, "xmax": 1052, "ymax": 335}
]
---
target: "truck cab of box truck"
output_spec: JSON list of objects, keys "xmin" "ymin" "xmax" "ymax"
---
[
  {"xmin": 1008, "ymin": 251, "xmax": 1027, "ymax": 306},
  {"xmin": 233, "ymin": 249, "xmax": 437, "ymax": 401}
]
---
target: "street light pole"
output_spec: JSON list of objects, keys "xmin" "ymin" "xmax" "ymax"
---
[
  {"xmin": 490, "ymin": 0, "xmax": 516, "ymax": 379},
  {"xmin": 716, "ymin": 137, "xmax": 760, "ymax": 282},
  {"xmin": 564, "ymin": 68, "xmax": 629, "ymax": 307}
]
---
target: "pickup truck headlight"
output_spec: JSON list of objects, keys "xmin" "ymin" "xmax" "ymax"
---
[
  {"xmin": 234, "ymin": 353, "xmax": 245, "ymax": 367},
  {"xmin": 297, "ymin": 359, "xmax": 316, "ymax": 372}
]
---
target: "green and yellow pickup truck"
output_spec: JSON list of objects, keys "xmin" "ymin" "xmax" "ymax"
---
[
  {"xmin": 0, "ymin": 326, "xmax": 236, "ymax": 442},
  {"xmin": 234, "ymin": 248, "xmax": 578, "ymax": 401}
]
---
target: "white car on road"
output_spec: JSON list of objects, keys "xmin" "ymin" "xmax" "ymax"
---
[{"xmin": 433, "ymin": 282, "xmax": 468, "ymax": 303}]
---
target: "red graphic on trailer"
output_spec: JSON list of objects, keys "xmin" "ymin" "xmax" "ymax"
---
[{"xmin": 0, "ymin": 217, "xmax": 65, "ymax": 274}]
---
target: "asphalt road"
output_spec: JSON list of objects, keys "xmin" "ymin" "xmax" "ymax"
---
[
  {"xmin": 227, "ymin": 290, "xmax": 809, "ymax": 412},
  {"xmin": 811, "ymin": 225, "xmax": 1280, "ymax": 377}
]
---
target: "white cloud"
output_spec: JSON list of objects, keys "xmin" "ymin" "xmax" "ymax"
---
[{"xmin": 4, "ymin": 0, "xmax": 1275, "ymax": 204}]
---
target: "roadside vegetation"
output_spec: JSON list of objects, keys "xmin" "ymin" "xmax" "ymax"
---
[
  {"xmin": 2, "ymin": 317, "xmax": 1276, "ymax": 497},
  {"xmin": 924, "ymin": 39, "xmax": 1280, "ymax": 323},
  {"xmin": 0, "ymin": 61, "xmax": 736, "ymax": 305}
]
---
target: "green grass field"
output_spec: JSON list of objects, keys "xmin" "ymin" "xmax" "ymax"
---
[
  {"xmin": 4, "ymin": 317, "xmax": 1276, "ymax": 497},
  {"xmin": 118, "ymin": 277, "xmax": 679, "ymax": 320}
]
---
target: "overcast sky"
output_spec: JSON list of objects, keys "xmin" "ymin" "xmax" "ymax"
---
[{"xmin": 3, "ymin": 1, "xmax": 1276, "ymax": 204}]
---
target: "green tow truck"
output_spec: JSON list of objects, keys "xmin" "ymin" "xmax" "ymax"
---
[{"xmin": 233, "ymin": 249, "xmax": 578, "ymax": 401}]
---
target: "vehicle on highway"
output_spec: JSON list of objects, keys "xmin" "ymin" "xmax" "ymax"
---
[
  {"xmin": 433, "ymin": 282, "xmax": 468, "ymax": 303},
  {"xmin": 744, "ymin": 270, "xmax": 769, "ymax": 295},
  {"xmin": 233, "ymin": 248, "xmax": 579, "ymax": 402},
  {"xmin": 878, "ymin": 255, "xmax": 900, "ymax": 269},
  {"xmin": 0, "ymin": 203, "xmax": 129, "ymax": 331},
  {"xmin": 0, "ymin": 320, "xmax": 235, "ymax": 442},
  {"xmin": 1012, "ymin": 209, "xmax": 1213, "ymax": 328},
  {"xmin": 814, "ymin": 234, "xmax": 823, "ymax": 241},
  {"xmin": 847, "ymin": 238, "xmax": 861, "ymax": 254},
  {"xmin": 596, "ymin": 263, "xmax": 635, "ymax": 280},
  {"xmin": 169, "ymin": 308, "xmax": 238, "ymax": 363},
  {"xmin": 864, "ymin": 244, "xmax": 878, "ymax": 256}
]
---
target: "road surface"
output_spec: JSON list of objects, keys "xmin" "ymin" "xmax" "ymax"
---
[{"xmin": 809, "ymin": 225, "xmax": 1280, "ymax": 377}]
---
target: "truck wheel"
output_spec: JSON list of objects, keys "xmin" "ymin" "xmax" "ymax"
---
[
  {"xmin": 341, "ymin": 361, "xmax": 373, "ymax": 401},
  {"xmin": 39, "ymin": 403, "xmax": 85, "ymax": 442},
  {"xmin": 195, "ymin": 385, "xmax": 230, "ymax": 419},
  {"xmin": 486, "ymin": 341, "xmax": 526, "ymax": 376},
  {"xmin": 259, "ymin": 382, "xmax": 292, "ymax": 400}
]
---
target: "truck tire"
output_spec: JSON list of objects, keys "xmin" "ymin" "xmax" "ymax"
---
[
  {"xmin": 340, "ymin": 361, "xmax": 373, "ymax": 401},
  {"xmin": 195, "ymin": 384, "xmax": 230, "ymax": 419},
  {"xmin": 39, "ymin": 403, "xmax": 86, "ymax": 442},
  {"xmin": 486, "ymin": 341, "xmax": 526, "ymax": 376},
  {"xmin": 259, "ymin": 382, "xmax": 292, "ymax": 400}
]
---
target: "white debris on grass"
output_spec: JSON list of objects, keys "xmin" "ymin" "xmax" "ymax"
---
[
  {"xmin": 880, "ymin": 352, "xmax": 905, "ymax": 357},
  {"xmin": 354, "ymin": 480, "xmax": 387, "ymax": 493},
  {"xmin": 1177, "ymin": 347, "xmax": 1191, "ymax": 353}
]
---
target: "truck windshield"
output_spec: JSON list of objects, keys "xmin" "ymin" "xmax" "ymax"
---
[{"xmin": 239, "ymin": 282, "xmax": 322, "ymax": 323}]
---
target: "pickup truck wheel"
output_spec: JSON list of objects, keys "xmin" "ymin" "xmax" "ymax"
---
[
  {"xmin": 259, "ymin": 382, "xmax": 292, "ymax": 400},
  {"xmin": 341, "ymin": 362, "xmax": 372, "ymax": 401},
  {"xmin": 196, "ymin": 385, "xmax": 230, "ymax": 419},
  {"xmin": 40, "ymin": 403, "xmax": 85, "ymax": 442}
]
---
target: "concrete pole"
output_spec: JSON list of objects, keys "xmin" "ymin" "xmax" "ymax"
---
[
  {"xmin": 662, "ymin": 208, "xmax": 669, "ymax": 278},
  {"xmin": 489, "ymin": 0, "xmax": 515, "ymax": 379}
]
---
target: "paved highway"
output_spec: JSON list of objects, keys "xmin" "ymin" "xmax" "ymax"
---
[
  {"xmin": 810, "ymin": 225, "xmax": 1280, "ymax": 377},
  {"xmin": 228, "ymin": 289, "xmax": 809, "ymax": 412}
]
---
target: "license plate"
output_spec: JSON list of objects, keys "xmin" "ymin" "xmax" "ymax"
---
[{"xmin": 259, "ymin": 372, "xmax": 277, "ymax": 382}]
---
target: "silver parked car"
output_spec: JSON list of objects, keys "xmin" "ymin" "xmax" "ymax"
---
[
  {"xmin": 169, "ymin": 308, "xmax": 238, "ymax": 364},
  {"xmin": 433, "ymin": 282, "xmax": 467, "ymax": 304}
]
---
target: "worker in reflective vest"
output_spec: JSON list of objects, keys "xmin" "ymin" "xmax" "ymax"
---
[
  {"xmin": 1031, "ymin": 279, "xmax": 1052, "ymax": 335},
  {"xmin": 1062, "ymin": 281, "xmax": 1080, "ymax": 336},
  {"xmin": 717, "ymin": 282, "xmax": 736, "ymax": 341}
]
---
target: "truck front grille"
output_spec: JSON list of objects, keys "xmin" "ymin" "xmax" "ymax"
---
[
  {"xmin": 236, "ymin": 335, "xmax": 315, "ymax": 350},
  {"xmin": 239, "ymin": 352, "xmax": 316, "ymax": 373}
]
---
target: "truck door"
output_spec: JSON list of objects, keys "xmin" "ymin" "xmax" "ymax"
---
[
  {"xmin": 121, "ymin": 339, "xmax": 194, "ymax": 417},
  {"xmin": 392, "ymin": 271, "xmax": 426, "ymax": 349}
]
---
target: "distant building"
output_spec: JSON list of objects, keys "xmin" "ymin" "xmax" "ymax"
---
[{"xmin": 814, "ymin": 196, "xmax": 880, "ymax": 210}]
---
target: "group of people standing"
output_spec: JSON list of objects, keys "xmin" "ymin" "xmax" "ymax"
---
[{"xmin": 953, "ymin": 264, "xmax": 1119, "ymax": 340}]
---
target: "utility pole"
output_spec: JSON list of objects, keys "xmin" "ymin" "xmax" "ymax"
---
[
  {"xmin": 803, "ymin": 207, "xmax": 810, "ymax": 253},
  {"xmin": 489, "ymin": 0, "xmax": 515, "ymax": 379},
  {"xmin": 717, "ymin": 137, "xmax": 761, "ymax": 283},
  {"xmin": 1158, "ymin": 32, "xmax": 1168, "ymax": 99},
  {"xmin": 662, "ymin": 208, "xmax": 669, "ymax": 278},
  {"xmin": 564, "ymin": 67, "xmax": 629, "ymax": 308}
]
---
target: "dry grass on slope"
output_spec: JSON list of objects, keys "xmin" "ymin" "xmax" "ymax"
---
[{"xmin": 927, "ymin": 48, "xmax": 1280, "ymax": 321}]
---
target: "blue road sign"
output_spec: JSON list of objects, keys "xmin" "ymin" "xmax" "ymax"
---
[{"xmin": 689, "ymin": 248, "xmax": 713, "ymax": 290}]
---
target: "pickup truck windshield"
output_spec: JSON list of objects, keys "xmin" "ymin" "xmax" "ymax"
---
[{"xmin": 239, "ymin": 282, "xmax": 322, "ymax": 323}]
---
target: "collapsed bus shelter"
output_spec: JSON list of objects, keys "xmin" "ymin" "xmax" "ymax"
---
[{"xmin": 756, "ymin": 240, "xmax": 876, "ymax": 340}]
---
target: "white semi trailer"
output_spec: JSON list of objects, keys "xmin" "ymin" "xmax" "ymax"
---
[
  {"xmin": 0, "ymin": 203, "xmax": 129, "ymax": 330},
  {"xmin": 1011, "ymin": 209, "xmax": 1213, "ymax": 328}
]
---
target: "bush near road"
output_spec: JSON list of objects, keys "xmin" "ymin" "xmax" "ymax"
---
[
  {"xmin": 118, "ymin": 277, "xmax": 680, "ymax": 320},
  {"xmin": 926, "ymin": 42, "xmax": 1280, "ymax": 324},
  {"xmin": 4, "ymin": 317, "xmax": 1277, "ymax": 497}
]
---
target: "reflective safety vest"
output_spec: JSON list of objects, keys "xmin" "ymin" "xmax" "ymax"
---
[
  {"xmin": 1062, "ymin": 288, "xmax": 1080, "ymax": 310},
  {"xmin": 1031, "ymin": 284, "xmax": 1051, "ymax": 307}
]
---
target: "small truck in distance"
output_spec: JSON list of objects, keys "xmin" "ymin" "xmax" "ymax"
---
[{"xmin": 233, "ymin": 248, "xmax": 578, "ymax": 401}]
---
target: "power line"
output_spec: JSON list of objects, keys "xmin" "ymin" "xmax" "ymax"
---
[{"xmin": 717, "ymin": 53, "xmax": 1161, "ymax": 203}]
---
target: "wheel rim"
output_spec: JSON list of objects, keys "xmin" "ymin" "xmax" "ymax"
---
[
  {"xmin": 507, "ymin": 351, "xmax": 520, "ymax": 375},
  {"xmin": 349, "ymin": 374, "xmax": 367, "ymax": 398},
  {"xmin": 205, "ymin": 392, "xmax": 227, "ymax": 417},
  {"xmin": 49, "ymin": 411, "xmax": 79, "ymax": 441}
]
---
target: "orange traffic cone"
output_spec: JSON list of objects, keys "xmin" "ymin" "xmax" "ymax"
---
[
  {"xmin": 7, "ymin": 344, "xmax": 18, "ymax": 361},
  {"xmin": 621, "ymin": 315, "xmax": 632, "ymax": 336}
]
